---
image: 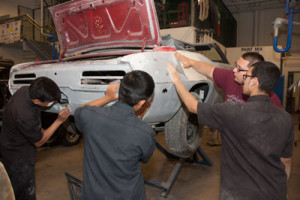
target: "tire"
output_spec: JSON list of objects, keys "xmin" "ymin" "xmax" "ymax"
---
[
  {"xmin": 164, "ymin": 92, "xmax": 203, "ymax": 158},
  {"xmin": 42, "ymin": 113, "xmax": 81, "ymax": 146},
  {"xmin": 59, "ymin": 119, "xmax": 81, "ymax": 146}
]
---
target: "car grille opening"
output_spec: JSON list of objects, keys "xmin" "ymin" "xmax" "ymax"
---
[
  {"xmin": 13, "ymin": 73, "xmax": 36, "ymax": 84},
  {"xmin": 81, "ymin": 70, "xmax": 125, "ymax": 85}
]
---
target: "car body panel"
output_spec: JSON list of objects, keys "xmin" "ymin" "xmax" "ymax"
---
[
  {"xmin": 49, "ymin": 0, "xmax": 161, "ymax": 57},
  {"xmin": 8, "ymin": 50, "xmax": 224, "ymax": 124}
]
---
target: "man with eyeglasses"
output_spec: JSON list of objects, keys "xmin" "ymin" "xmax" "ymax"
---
[
  {"xmin": 175, "ymin": 51, "xmax": 282, "ymax": 106},
  {"xmin": 175, "ymin": 52, "xmax": 282, "ymax": 146},
  {"xmin": 167, "ymin": 61, "xmax": 293, "ymax": 200},
  {"xmin": 0, "ymin": 77, "xmax": 70, "ymax": 200}
]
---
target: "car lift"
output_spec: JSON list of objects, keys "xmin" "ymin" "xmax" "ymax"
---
[
  {"xmin": 145, "ymin": 141, "xmax": 213, "ymax": 198},
  {"xmin": 66, "ymin": 140, "xmax": 213, "ymax": 199},
  {"xmin": 65, "ymin": 140, "xmax": 213, "ymax": 199}
]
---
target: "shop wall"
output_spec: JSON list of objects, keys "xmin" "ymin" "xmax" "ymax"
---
[
  {"xmin": 0, "ymin": 0, "xmax": 35, "ymax": 18},
  {"xmin": 233, "ymin": 7, "xmax": 300, "ymax": 53}
]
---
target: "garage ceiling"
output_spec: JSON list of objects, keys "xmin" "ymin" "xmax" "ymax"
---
[{"xmin": 221, "ymin": 0, "xmax": 288, "ymax": 13}]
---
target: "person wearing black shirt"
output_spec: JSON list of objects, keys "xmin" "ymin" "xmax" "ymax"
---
[
  {"xmin": 0, "ymin": 77, "xmax": 70, "ymax": 200},
  {"xmin": 75, "ymin": 70, "xmax": 156, "ymax": 200},
  {"xmin": 167, "ymin": 61, "xmax": 294, "ymax": 200}
]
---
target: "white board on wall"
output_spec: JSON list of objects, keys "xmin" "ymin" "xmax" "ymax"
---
[
  {"xmin": 226, "ymin": 46, "xmax": 282, "ymax": 68},
  {"xmin": 0, "ymin": 20, "xmax": 21, "ymax": 44}
]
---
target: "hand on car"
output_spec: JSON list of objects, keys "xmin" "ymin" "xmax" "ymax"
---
[
  {"xmin": 167, "ymin": 63, "xmax": 181, "ymax": 84},
  {"xmin": 105, "ymin": 82, "xmax": 120, "ymax": 101},
  {"xmin": 57, "ymin": 105, "xmax": 70, "ymax": 122},
  {"xmin": 174, "ymin": 52, "xmax": 192, "ymax": 68}
]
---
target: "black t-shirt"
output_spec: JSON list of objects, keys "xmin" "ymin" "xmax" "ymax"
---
[
  {"xmin": 75, "ymin": 102, "xmax": 156, "ymax": 200},
  {"xmin": 0, "ymin": 86, "xmax": 43, "ymax": 165},
  {"xmin": 197, "ymin": 95, "xmax": 294, "ymax": 200}
]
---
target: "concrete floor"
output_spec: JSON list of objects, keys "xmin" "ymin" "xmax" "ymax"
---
[{"xmin": 35, "ymin": 115, "xmax": 300, "ymax": 200}]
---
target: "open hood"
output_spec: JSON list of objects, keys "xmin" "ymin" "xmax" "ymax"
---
[{"xmin": 49, "ymin": 0, "xmax": 161, "ymax": 57}]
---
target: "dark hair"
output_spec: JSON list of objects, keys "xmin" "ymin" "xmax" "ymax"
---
[
  {"xmin": 251, "ymin": 61, "xmax": 280, "ymax": 93},
  {"xmin": 242, "ymin": 52, "xmax": 265, "ymax": 68},
  {"xmin": 118, "ymin": 70, "xmax": 155, "ymax": 106},
  {"xmin": 29, "ymin": 77, "xmax": 61, "ymax": 102}
]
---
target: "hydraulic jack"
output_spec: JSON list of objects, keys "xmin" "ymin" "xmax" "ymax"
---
[{"xmin": 145, "ymin": 141, "xmax": 213, "ymax": 198}]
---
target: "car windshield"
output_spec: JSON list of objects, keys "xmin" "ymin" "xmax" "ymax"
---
[{"xmin": 161, "ymin": 35, "xmax": 228, "ymax": 64}]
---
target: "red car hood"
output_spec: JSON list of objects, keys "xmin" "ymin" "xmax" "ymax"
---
[{"xmin": 49, "ymin": 0, "xmax": 161, "ymax": 57}]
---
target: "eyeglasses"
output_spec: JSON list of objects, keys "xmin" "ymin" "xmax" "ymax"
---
[
  {"xmin": 243, "ymin": 74, "xmax": 255, "ymax": 80},
  {"xmin": 234, "ymin": 63, "xmax": 248, "ymax": 72}
]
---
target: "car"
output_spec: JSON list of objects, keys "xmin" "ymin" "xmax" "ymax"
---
[
  {"xmin": 8, "ymin": 0, "xmax": 231, "ymax": 157},
  {"xmin": 0, "ymin": 57, "xmax": 14, "ymax": 130},
  {"xmin": 0, "ymin": 57, "xmax": 14, "ymax": 109}
]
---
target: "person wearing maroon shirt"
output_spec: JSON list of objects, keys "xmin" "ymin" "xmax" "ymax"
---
[{"xmin": 175, "ymin": 52, "xmax": 282, "ymax": 145}]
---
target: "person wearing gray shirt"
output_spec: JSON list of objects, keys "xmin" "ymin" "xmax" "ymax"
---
[
  {"xmin": 75, "ymin": 70, "xmax": 155, "ymax": 200},
  {"xmin": 167, "ymin": 61, "xmax": 293, "ymax": 200}
]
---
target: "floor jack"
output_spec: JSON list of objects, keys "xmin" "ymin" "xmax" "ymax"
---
[{"xmin": 145, "ymin": 141, "xmax": 213, "ymax": 198}]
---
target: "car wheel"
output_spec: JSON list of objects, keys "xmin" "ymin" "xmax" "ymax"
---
[
  {"xmin": 164, "ymin": 92, "xmax": 203, "ymax": 158},
  {"xmin": 59, "ymin": 119, "xmax": 81, "ymax": 146},
  {"xmin": 42, "ymin": 113, "xmax": 81, "ymax": 146},
  {"xmin": 45, "ymin": 131, "xmax": 60, "ymax": 146}
]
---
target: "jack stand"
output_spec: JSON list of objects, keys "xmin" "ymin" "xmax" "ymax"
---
[{"xmin": 145, "ymin": 142, "xmax": 213, "ymax": 197}]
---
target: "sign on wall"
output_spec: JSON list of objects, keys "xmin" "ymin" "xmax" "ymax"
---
[
  {"xmin": 226, "ymin": 46, "xmax": 282, "ymax": 69},
  {"xmin": 0, "ymin": 20, "xmax": 21, "ymax": 44}
]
